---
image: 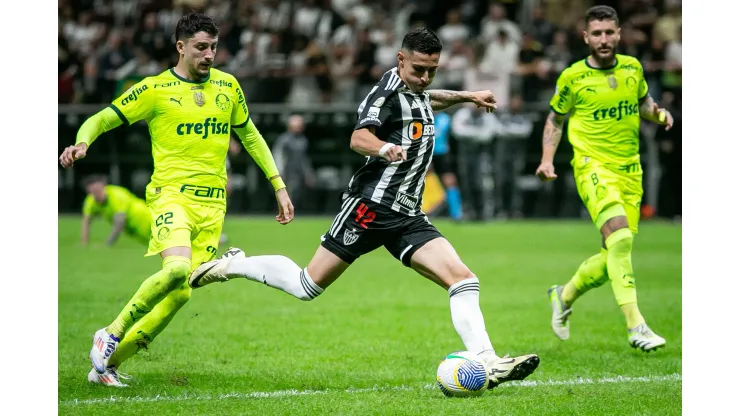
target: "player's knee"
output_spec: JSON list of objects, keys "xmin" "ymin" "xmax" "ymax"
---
[
  {"xmin": 605, "ymin": 228, "xmax": 633, "ymax": 252},
  {"xmin": 163, "ymin": 258, "xmax": 192, "ymax": 287},
  {"xmin": 442, "ymin": 262, "xmax": 474, "ymax": 289}
]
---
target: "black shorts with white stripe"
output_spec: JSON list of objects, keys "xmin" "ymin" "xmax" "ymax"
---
[{"xmin": 320, "ymin": 196, "xmax": 443, "ymax": 266}]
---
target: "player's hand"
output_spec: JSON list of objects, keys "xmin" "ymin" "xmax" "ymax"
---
[
  {"xmin": 59, "ymin": 143, "xmax": 88, "ymax": 168},
  {"xmin": 382, "ymin": 145, "xmax": 407, "ymax": 163},
  {"xmin": 469, "ymin": 90, "xmax": 497, "ymax": 113},
  {"xmin": 650, "ymin": 102, "xmax": 673, "ymax": 131},
  {"xmin": 275, "ymin": 188, "xmax": 294, "ymax": 225},
  {"xmin": 536, "ymin": 162, "xmax": 558, "ymax": 182}
]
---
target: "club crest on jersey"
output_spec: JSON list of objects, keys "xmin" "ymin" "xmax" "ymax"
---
[
  {"xmin": 215, "ymin": 93, "xmax": 230, "ymax": 110},
  {"xmin": 343, "ymin": 228, "xmax": 359, "ymax": 246},
  {"xmin": 607, "ymin": 75, "xmax": 618, "ymax": 90},
  {"xmin": 193, "ymin": 91, "xmax": 206, "ymax": 106}
]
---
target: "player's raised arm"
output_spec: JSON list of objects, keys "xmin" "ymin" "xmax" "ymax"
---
[{"xmin": 427, "ymin": 89, "xmax": 497, "ymax": 112}]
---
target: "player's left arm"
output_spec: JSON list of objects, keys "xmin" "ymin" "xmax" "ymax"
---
[
  {"xmin": 230, "ymin": 81, "xmax": 293, "ymax": 224},
  {"xmin": 105, "ymin": 214, "xmax": 127, "ymax": 246},
  {"xmin": 637, "ymin": 63, "xmax": 673, "ymax": 130},
  {"xmin": 427, "ymin": 90, "xmax": 497, "ymax": 112}
]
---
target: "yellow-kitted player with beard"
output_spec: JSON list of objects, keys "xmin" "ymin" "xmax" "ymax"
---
[
  {"xmin": 535, "ymin": 5, "xmax": 674, "ymax": 352},
  {"xmin": 59, "ymin": 12, "xmax": 295, "ymax": 386}
]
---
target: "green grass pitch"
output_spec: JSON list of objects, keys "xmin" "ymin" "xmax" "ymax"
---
[{"xmin": 58, "ymin": 216, "xmax": 682, "ymax": 415}]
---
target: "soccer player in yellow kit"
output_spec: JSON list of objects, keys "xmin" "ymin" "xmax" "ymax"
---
[
  {"xmin": 59, "ymin": 12, "xmax": 294, "ymax": 387},
  {"xmin": 535, "ymin": 6, "xmax": 673, "ymax": 352},
  {"xmin": 81, "ymin": 175, "xmax": 151, "ymax": 247}
]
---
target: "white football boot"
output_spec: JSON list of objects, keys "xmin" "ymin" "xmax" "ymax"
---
[
  {"xmin": 89, "ymin": 328, "xmax": 120, "ymax": 374},
  {"xmin": 481, "ymin": 353, "xmax": 540, "ymax": 389},
  {"xmin": 548, "ymin": 285, "xmax": 572, "ymax": 340},
  {"xmin": 189, "ymin": 247, "xmax": 245, "ymax": 288},
  {"xmin": 87, "ymin": 366, "xmax": 131, "ymax": 387},
  {"xmin": 628, "ymin": 323, "xmax": 666, "ymax": 352}
]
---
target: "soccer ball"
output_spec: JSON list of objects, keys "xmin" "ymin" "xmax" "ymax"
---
[{"xmin": 436, "ymin": 351, "xmax": 488, "ymax": 397}]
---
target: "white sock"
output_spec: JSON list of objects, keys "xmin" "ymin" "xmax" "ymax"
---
[
  {"xmin": 448, "ymin": 277, "xmax": 497, "ymax": 360},
  {"xmin": 227, "ymin": 256, "xmax": 323, "ymax": 301}
]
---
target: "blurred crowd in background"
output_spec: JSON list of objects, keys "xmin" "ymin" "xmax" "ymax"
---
[{"xmin": 58, "ymin": 0, "xmax": 682, "ymax": 221}]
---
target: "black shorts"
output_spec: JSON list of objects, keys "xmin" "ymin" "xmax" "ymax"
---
[
  {"xmin": 321, "ymin": 196, "xmax": 443, "ymax": 266},
  {"xmin": 432, "ymin": 153, "xmax": 453, "ymax": 175}
]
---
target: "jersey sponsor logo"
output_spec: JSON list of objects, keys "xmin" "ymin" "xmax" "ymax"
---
[
  {"xmin": 372, "ymin": 97, "xmax": 385, "ymax": 107},
  {"xmin": 120, "ymin": 85, "xmax": 149, "ymax": 106},
  {"xmin": 176, "ymin": 117, "xmax": 230, "ymax": 139},
  {"xmin": 409, "ymin": 121, "xmax": 434, "ymax": 140},
  {"xmin": 179, "ymin": 184, "xmax": 226, "ymax": 199},
  {"xmin": 619, "ymin": 63, "xmax": 640, "ymax": 72},
  {"xmin": 154, "ymin": 81, "xmax": 181, "ymax": 88},
  {"xmin": 236, "ymin": 87, "xmax": 247, "ymax": 115},
  {"xmin": 395, "ymin": 192, "xmax": 418, "ymax": 209},
  {"xmin": 556, "ymin": 85, "xmax": 570, "ymax": 109},
  {"xmin": 210, "ymin": 79, "xmax": 233, "ymax": 88},
  {"xmin": 367, "ymin": 107, "xmax": 380, "ymax": 119},
  {"xmin": 592, "ymin": 100, "xmax": 639, "ymax": 121},
  {"xmin": 215, "ymin": 93, "xmax": 231, "ymax": 110}
]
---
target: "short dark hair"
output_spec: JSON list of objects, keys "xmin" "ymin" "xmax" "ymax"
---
[
  {"xmin": 83, "ymin": 174, "xmax": 108, "ymax": 187},
  {"xmin": 401, "ymin": 27, "xmax": 443, "ymax": 55},
  {"xmin": 585, "ymin": 5, "xmax": 619, "ymax": 26},
  {"xmin": 175, "ymin": 12, "xmax": 219, "ymax": 42}
]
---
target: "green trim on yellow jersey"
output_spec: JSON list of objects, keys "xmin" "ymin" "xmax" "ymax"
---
[
  {"xmin": 168, "ymin": 68, "xmax": 211, "ymax": 84},
  {"xmin": 108, "ymin": 104, "xmax": 128, "ymax": 126}
]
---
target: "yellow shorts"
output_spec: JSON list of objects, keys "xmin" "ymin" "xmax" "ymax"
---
[
  {"xmin": 573, "ymin": 156, "xmax": 643, "ymax": 234},
  {"xmin": 145, "ymin": 192, "xmax": 225, "ymax": 267}
]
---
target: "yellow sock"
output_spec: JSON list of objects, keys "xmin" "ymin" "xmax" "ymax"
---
[
  {"xmin": 108, "ymin": 283, "xmax": 192, "ymax": 368},
  {"xmin": 605, "ymin": 228, "xmax": 645, "ymax": 328},
  {"xmin": 620, "ymin": 303, "xmax": 645, "ymax": 329},
  {"xmin": 562, "ymin": 248, "xmax": 609, "ymax": 306},
  {"xmin": 106, "ymin": 256, "xmax": 191, "ymax": 339}
]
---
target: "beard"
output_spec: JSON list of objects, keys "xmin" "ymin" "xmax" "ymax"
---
[{"xmin": 590, "ymin": 44, "xmax": 617, "ymax": 67}]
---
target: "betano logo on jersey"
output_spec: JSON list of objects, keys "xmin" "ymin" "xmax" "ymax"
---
[
  {"xmin": 409, "ymin": 121, "xmax": 434, "ymax": 140},
  {"xmin": 592, "ymin": 100, "xmax": 640, "ymax": 121},
  {"xmin": 176, "ymin": 118, "xmax": 230, "ymax": 139},
  {"xmin": 120, "ymin": 85, "xmax": 149, "ymax": 106}
]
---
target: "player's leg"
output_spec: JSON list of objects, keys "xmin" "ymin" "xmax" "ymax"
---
[
  {"xmin": 107, "ymin": 206, "xmax": 225, "ymax": 370},
  {"xmin": 604, "ymin": 172, "xmax": 665, "ymax": 351},
  {"xmin": 89, "ymin": 202, "xmax": 194, "ymax": 374},
  {"xmin": 386, "ymin": 219, "xmax": 539, "ymax": 388},
  {"xmin": 190, "ymin": 197, "xmax": 382, "ymax": 300},
  {"xmin": 547, "ymin": 161, "xmax": 613, "ymax": 340}
]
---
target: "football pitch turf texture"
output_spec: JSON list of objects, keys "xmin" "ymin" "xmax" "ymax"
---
[{"xmin": 58, "ymin": 217, "xmax": 682, "ymax": 415}]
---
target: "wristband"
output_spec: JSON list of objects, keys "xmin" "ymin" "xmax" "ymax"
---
[
  {"xmin": 270, "ymin": 175, "xmax": 286, "ymax": 191},
  {"xmin": 378, "ymin": 143, "xmax": 394, "ymax": 157}
]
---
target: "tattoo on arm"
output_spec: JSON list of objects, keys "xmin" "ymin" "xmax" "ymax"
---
[
  {"xmin": 543, "ymin": 112, "xmax": 565, "ymax": 150},
  {"xmin": 427, "ymin": 90, "xmax": 471, "ymax": 111}
]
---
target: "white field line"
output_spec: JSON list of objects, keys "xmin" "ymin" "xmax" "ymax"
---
[{"xmin": 61, "ymin": 373, "xmax": 681, "ymax": 406}]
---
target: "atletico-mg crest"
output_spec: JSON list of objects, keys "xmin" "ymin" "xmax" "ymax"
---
[{"xmin": 343, "ymin": 228, "xmax": 359, "ymax": 246}]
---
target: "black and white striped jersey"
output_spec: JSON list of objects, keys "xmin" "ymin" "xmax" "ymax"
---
[{"xmin": 346, "ymin": 67, "xmax": 436, "ymax": 216}]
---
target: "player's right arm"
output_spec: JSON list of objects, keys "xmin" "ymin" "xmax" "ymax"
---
[
  {"xmin": 351, "ymin": 89, "xmax": 405, "ymax": 162},
  {"xmin": 60, "ymin": 80, "xmax": 154, "ymax": 169},
  {"xmin": 536, "ymin": 71, "xmax": 573, "ymax": 182}
]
